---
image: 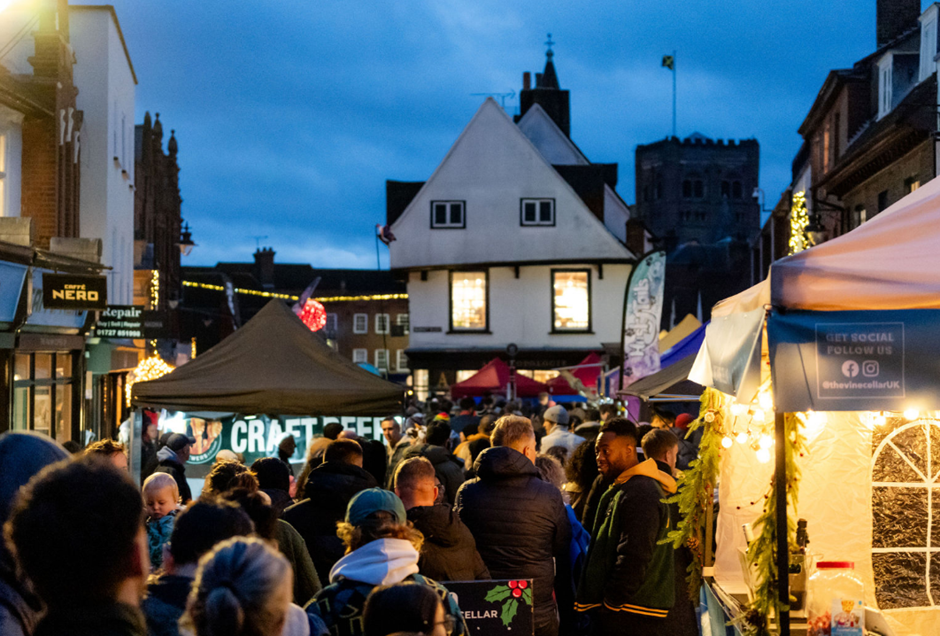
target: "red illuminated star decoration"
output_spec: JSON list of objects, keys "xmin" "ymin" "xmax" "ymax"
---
[{"xmin": 299, "ymin": 299, "xmax": 327, "ymax": 331}]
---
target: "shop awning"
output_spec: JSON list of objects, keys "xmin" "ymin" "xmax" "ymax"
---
[
  {"xmin": 132, "ymin": 300, "xmax": 403, "ymax": 416},
  {"xmin": 450, "ymin": 357, "xmax": 550, "ymax": 399}
]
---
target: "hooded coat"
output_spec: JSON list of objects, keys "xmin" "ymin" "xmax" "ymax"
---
[
  {"xmin": 401, "ymin": 443, "xmax": 464, "ymax": 504},
  {"xmin": 0, "ymin": 432, "xmax": 69, "ymax": 636},
  {"xmin": 282, "ymin": 461, "xmax": 377, "ymax": 583},
  {"xmin": 306, "ymin": 538, "xmax": 467, "ymax": 636},
  {"xmin": 455, "ymin": 446, "xmax": 572, "ymax": 636},
  {"xmin": 153, "ymin": 447, "xmax": 192, "ymax": 504},
  {"xmin": 406, "ymin": 505, "xmax": 490, "ymax": 582}
]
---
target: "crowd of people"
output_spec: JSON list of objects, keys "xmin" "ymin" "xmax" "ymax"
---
[{"xmin": 0, "ymin": 393, "xmax": 701, "ymax": 636}]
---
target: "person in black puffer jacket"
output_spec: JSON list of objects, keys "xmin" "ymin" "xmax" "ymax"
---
[
  {"xmin": 393, "ymin": 457, "xmax": 489, "ymax": 582},
  {"xmin": 400, "ymin": 421, "xmax": 464, "ymax": 504},
  {"xmin": 282, "ymin": 439, "xmax": 378, "ymax": 583},
  {"xmin": 455, "ymin": 416, "xmax": 572, "ymax": 636}
]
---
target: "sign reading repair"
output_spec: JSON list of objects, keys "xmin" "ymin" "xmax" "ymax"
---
[
  {"xmin": 42, "ymin": 274, "xmax": 107, "ymax": 310},
  {"xmin": 815, "ymin": 322, "xmax": 905, "ymax": 400},
  {"xmin": 96, "ymin": 305, "xmax": 145, "ymax": 339}
]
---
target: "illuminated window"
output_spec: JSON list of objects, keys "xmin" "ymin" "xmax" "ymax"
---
[
  {"xmin": 431, "ymin": 201, "xmax": 465, "ymax": 228},
  {"xmin": 375, "ymin": 313, "xmax": 390, "ymax": 334},
  {"xmin": 456, "ymin": 370, "xmax": 477, "ymax": 382},
  {"xmin": 353, "ymin": 313, "xmax": 368, "ymax": 334},
  {"xmin": 450, "ymin": 271, "xmax": 487, "ymax": 331},
  {"xmin": 375, "ymin": 349, "xmax": 389, "ymax": 370},
  {"xmin": 413, "ymin": 369, "xmax": 429, "ymax": 401},
  {"xmin": 518, "ymin": 369, "xmax": 560, "ymax": 383},
  {"xmin": 521, "ymin": 198, "xmax": 555, "ymax": 226},
  {"xmin": 552, "ymin": 270, "xmax": 591, "ymax": 332},
  {"xmin": 396, "ymin": 350, "xmax": 409, "ymax": 372}
]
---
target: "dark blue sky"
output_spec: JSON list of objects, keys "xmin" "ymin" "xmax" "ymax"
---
[{"xmin": 99, "ymin": 1, "xmax": 904, "ymax": 268}]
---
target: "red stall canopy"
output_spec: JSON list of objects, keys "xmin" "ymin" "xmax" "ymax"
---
[
  {"xmin": 547, "ymin": 352, "xmax": 603, "ymax": 397},
  {"xmin": 450, "ymin": 358, "xmax": 550, "ymax": 399}
]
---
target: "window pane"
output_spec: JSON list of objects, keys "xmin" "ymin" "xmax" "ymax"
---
[
  {"xmin": 34, "ymin": 386, "xmax": 51, "ymax": 434},
  {"xmin": 554, "ymin": 271, "xmax": 590, "ymax": 330},
  {"xmin": 56, "ymin": 384, "xmax": 71, "ymax": 443},
  {"xmin": 56, "ymin": 354, "xmax": 72, "ymax": 379},
  {"xmin": 13, "ymin": 387, "xmax": 28, "ymax": 431},
  {"xmin": 682, "ymin": 181, "xmax": 691, "ymax": 198},
  {"xmin": 524, "ymin": 202, "xmax": 536, "ymax": 222},
  {"xmin": 449, "ymin": 203, "xmax": 462, "ymax": 225},
  {"xmin": 732, "ymin": 181, "xmax": 742, "ymax": 199},
  {"xmin": 540, "ymin": 201, "xmax": 553, "ymax": 223},
  {"xmin": 14, "ymin": 354, "xmax": 29, "ymax": 381},
  {"xmin": 694, "ymin": 180, "xmax": 704, "ymax": 198},
  {"xmin": 451, "ymin": 272, "xmax": 486, "ymax": 330},
  {"xmin": 434, "ymin": 203, "xmax": 447, "ymax": 225},
  {"xmin": 34, "ymin": 354, "xmax": 52, "ymax": 380}
]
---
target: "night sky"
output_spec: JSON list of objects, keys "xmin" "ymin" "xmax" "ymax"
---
[{"xmin": 94, "ymin": 1, "xmax": 900, "ymax": 268}]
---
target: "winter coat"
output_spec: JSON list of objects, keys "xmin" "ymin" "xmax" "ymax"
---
[
  {"xmin": 540, "ymin": 428, "xmax": 586, "ymax": 455},
  {"xmin": 282, "ymin": 461, "xmax": 378, "ymax": 583},
  {"xmin": 153, "ymin": 447, "xmax": 192, "ymax": 504},
  {"xmin": 401, "ymin": 443, "xmax": 464, "ymax": 504},
  {"xmin": 277, "ymin": 519, "xmax": 322, "ymax": 605},
  {"xmin": 575, "ymin": 459, "xmax": 677, "ymax": 622},
  {"xmin": 264, "ymin": 487, "xmax": 294, "ymax": 516},
  {"xmin": 34, "ymin": 601, "xmax": 146, "ymax": 636},
  {"xmin": 406, "ymin": 504, "xmax": 490, "ymax": 581},
  {"xmin": 306, "ymin": 538, "xmax": 467, "ymax": 636},
  {"xmin": 0, "ymin": 565, "xmax": 39, "ymax": 636},
  {"xmin": 455, "ymin": 446, "xmax": 572, "ymax": 636},
  {"xmin": 141, "ymin": 574, "xmax": 190, "ymax": 636},
  {"xmin": 383, "ymin": 438, "xmax": 412, "ymax": 489},
  {"xmin": 145, "ymin": 511, "xmax": 177, "ymax": 571}
]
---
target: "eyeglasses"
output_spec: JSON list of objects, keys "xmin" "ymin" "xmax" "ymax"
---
[{"xmin": 433, "ymin": 615, "xmax": 456, "ymax": 636}]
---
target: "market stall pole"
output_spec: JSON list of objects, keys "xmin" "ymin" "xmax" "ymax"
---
[{"xmin": 774, "ymin": 410, "xmax": 789, "ymax": 636}]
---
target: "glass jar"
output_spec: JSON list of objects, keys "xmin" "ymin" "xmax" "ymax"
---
[{"xmin": 806, "ymin": 561, "xmax": 865, "ymax": 636}]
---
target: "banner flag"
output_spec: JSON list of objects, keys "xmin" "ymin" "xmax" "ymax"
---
[{"xmin": 620, "ymin": 250, "xmax": 666, "ymax": 389}]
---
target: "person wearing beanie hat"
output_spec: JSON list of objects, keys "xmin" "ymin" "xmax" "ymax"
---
[
  {"xmin": 154, "ymin": 433, "xmax": 196, "ymax": 504},
  {"xmin": 541, "ymin": 405, "xmax": 586, "ymax": 455},
  {"xmin": 674, "ymin": 413, "xmax": 702, "ymax": 471},
  {"xmin": 306, "ymin": 488, "xmax": 468, "ymax": 636}
]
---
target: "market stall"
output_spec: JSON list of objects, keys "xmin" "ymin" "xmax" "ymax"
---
[
  {"xmin": 682, "ymin": 178, "xmax": 940, "ymax": 636},
  {"xmin": 130, "ymin": 300, "xmax": 403, "ymax": 482},
  {"xmin": 449, "ymin": 357, "xmax": 550, "ymax": 399},
  {"xmin": 547, "ymin": 352, "xmax": 604, "ymax": 401}
]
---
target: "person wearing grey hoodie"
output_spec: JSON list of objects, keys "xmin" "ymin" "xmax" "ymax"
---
[
  {"xmin": 306, "ymin": 489, "xmax": 467, "ymax": 636},
  {"xmin": 0, "ymin": 432, "xmax": 69, "ymax": 636}
]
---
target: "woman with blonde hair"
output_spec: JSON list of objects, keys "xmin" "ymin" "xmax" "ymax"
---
[{"xmin": 182, "ymin": 537, "xmax": 293, "ymax": 636}]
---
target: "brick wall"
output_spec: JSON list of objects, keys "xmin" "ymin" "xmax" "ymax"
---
[{"xmin": 841, "ymin": 140, "xmax": 934, "ymax": 226}]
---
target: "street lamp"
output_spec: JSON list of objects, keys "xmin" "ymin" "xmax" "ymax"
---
[
  {"xmin": 804, "ymin": 214, "xmax": 829, "ymax": 247},
  {"xmin": 178, "ymin": 222, "xmax": 196, "ymax": 256}
]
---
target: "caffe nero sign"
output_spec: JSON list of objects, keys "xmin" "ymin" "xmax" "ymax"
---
[{"xmin": 42, "ymin": 274, "xmax": 107, "ymax": 310}]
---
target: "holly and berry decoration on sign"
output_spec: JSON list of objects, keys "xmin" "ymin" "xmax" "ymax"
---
[{"xmin": 485, "ymin": 580, "xmax": 532, "ymax": 627}]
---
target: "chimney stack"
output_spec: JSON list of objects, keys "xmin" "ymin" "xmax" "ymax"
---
[
  {"xmin": 523, "ymin": 72, "xmax": 531, "ymax": 90},
  {"xmin": 253, "ymin": 247, "xmax": 276, "ymax": 290},
  {"xmin": 877, "ymin": 0, "xmax": 920, "ymax": 48}
]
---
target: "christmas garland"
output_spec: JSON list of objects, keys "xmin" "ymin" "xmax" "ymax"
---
[
  {"xmin": 665, "ymin": 387, "xmax": 725, "ymax": 598},
  {"xmin": 734, "ymin": 412, "xmax": 806, "ymax": 636}
]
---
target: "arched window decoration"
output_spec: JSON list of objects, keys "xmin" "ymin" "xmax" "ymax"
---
[{"xmin": 871, "ymin": 419, "xmax": 940, "ymax": 609}]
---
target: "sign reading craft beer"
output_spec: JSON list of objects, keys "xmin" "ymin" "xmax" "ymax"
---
[{"xmin": 42, "ymin": 274, "xmax": 107, "ymax": 310}]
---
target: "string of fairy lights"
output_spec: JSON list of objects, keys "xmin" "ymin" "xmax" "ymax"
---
[
  {"xmin": 788, "ymin": 190, "xmax": 809, "ymax": 255},
  {"xmin": 181, "ymin": 280, "xmax": 407, "ymax": 303}
]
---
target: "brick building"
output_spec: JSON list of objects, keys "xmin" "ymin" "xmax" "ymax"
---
[{"xmin": 180, "ymin": 249, "xmax": 410, "ymax": 383}]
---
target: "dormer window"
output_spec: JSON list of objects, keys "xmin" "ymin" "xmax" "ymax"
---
[
  {"xmin": 430, "ymin": 201, "xmax": 465, "ymax": 229},
  {"xmin": 920, "ymin": 6, "xmax": 938, "ymax": 82},
  {"xmin": 878, "ymin": 54, "xmax": 894, "ymax": 120}
]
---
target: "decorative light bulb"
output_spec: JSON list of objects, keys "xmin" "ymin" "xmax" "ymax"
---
[
  {"xmin": 731, "ymin": 403, "xmax": 747, "ymax": 417},
  {"xmin": 721, "ymin": 436, "xmax": 733, "ymax": 449},
  {"xmin": 873, "ymin": 413, "xmax": 887, "ymax": 428},
  {"xmin": 736, "ymin": 432, "xmax": 749, "ymax": 444},
  {"xmin": 752, "ymin": 409, "xmax": 765, "ymax": 422},
  {"xmin": 759, "ymin": 434, "xmax": 773, "ymax": 449},
  {"xmin": 758, "ymin": 391, "xmax": 773, "ymax": 411},
  {"xmin": 756, "ymin": 448, "xmax": 772, "ymax": 464},
  {"xmin": 904, "ymin": 409, "xmax": 919, "ymax": 421}
]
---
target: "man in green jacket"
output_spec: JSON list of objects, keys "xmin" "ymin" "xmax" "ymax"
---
[{"xmin": 575, "ymin": 418, "xmax": 677, "ymax": 635}]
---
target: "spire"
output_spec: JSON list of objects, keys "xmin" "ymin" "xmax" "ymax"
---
[
  {"xmin": 153, "ymin": 112, "xmax": 163, "ymax": 145},
  {"xmin": 540, "ymin": 33, "xmax": 559, "ymax": 89},
  {"xmin": 168, "ymin": 129, "xmax": 178, "ymax": 156}
]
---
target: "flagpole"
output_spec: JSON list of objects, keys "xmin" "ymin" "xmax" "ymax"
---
[{"xmin": 672, "ymin": 50, "xmax": 677, "ymax": 138}]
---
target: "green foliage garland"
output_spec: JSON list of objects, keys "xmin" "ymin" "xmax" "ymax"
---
[
  {"xmin": 734, "ymin": 413, "xmax": 806, "ymax": 636},
  {"xmin": 665, "ymin": 387, "xmax": 726, "ymax": 599}
]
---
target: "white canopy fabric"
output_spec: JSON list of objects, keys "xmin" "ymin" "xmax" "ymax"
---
[{"xmin": 771, "ymin": 175, "xmax": 940, "ymax": 311}]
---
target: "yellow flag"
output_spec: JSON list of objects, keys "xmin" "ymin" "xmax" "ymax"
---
[{"xmin": 662, "ymin": 55, "xmax": 674, "ymax": 70}]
